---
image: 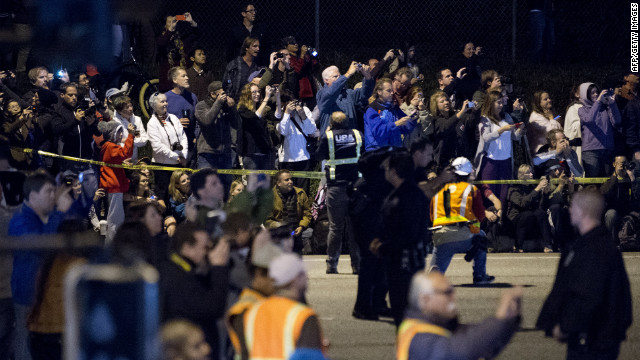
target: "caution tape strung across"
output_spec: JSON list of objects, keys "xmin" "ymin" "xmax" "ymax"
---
[{"xmin": 12, "ymin": 147, "xmax": 618, "ymax": 183}]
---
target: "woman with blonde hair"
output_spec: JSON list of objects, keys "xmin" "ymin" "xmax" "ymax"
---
[
  {"xmin": 237, "ymin": 83, "xmax": 282, "ymax": 170},
  {"xmin": 228, "ymin": 179, "xmax": 245, "ymax": 203},
  {"xmin": 167, "ymin": 169, "xmax": 191, "ymax": 225},
  {"xmin": 431, "ymin": 90, "xmax": 474, "ymax": 170}
]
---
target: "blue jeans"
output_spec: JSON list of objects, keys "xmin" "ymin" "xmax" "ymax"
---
[
  {"xmin": 198, "ymin": 152, "xmax": 233, "ymax": 197},
  {"xmin": 582, "ymin": 149, "xmax": 613, "ymax": 178},
  {"xmin": 430, "ymin": 237, "xmax": 487, "ymax": 278},
  {"xmin": 13, "ymin": 303, "xmax": 31, "ymax": 360}
]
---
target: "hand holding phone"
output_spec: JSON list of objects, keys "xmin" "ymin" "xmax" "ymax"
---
[{"xmin": 175, "ymin": 14, "xmax": 186, "ymax": 21}]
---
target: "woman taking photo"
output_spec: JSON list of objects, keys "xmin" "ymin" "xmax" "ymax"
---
[
  {"xmin": 147, "ymin": 92, "xmax": 188, "ymax": 203},
  {"xmin": 431, "ymin": 90, "xmax": 474, "ymax": 171},
  {"xmin": 1, "ymin": 99, "xmax": 39, "ymax": 169},
  {"xmin": 237, "ymin": 84, "xmax": 282, "ymax": 170},
  {"xmin": 527, "ymin": 90, "xmax": 562, "ymax": 155},
  {"xmin": 401, "ymin": 86, "xmax": 433, "ymax": 148},
  {"xmin": 475, "ymin": 90, "xmax": 524, "ymax": 205},
  {"xmin": 277, "ymin": 96, "xmax": 316, "ymax": 192}
]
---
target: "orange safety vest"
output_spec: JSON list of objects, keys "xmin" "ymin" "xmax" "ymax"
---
[
  {"xmin": 243, "ymin": 296, "xmax": 317, "ymax": 360},
  {"xmin": 225, "ymin": 288, "xmax": 266, "ymax": 357},
  {"xmin": 396, "ymin": 318, "xmax": 451, "ymax": 360},
  {"xmin": 430, "ymin": 181, "xmax": 480, "ymax": 233}
]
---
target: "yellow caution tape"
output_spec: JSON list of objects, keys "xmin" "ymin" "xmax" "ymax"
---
[
  {"xmin": 12, "ymin": 147, "xmax": 324, "ymax": 179},
  {"xmin": 11, "ymin": 147, "xmax": 619, "ymax": 183}
]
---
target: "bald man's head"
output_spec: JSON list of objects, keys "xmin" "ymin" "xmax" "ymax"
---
[
  {"xmin": 408, "ymin": 271, "xmax": 457, "ymax": 320},
  {"xmin": 570, "ymin": 188, "xmax": 605, "ymax": 224}
]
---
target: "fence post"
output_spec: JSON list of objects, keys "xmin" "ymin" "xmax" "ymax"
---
[
  {"xmin": 512, "ymin": 0, "xmax": 517, "ymax": 63},
  {"xmin": 315, "ymin": 0, "xmax": 320, "ymax": 50}
]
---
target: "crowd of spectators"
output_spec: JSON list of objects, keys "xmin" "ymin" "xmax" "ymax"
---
[{"xmin": 1, "ymin": 2, "xmax": 640, "ymax": 360}]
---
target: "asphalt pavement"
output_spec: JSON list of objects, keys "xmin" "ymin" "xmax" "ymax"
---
[{"xmin": 304, "ymin": 253, "xmax": 640, "ymax": 360}]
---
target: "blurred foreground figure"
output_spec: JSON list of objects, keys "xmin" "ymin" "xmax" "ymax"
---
[
  {"xmin": 396, "ymin": 271, "xmax": 522, "ymax": 360},
  {"xmin": 161, "ymin": 320, "xmax": 211, "ymax": 360},
  {"xmin": 537, "ymin": 189, "xmax": 632, "ymax": 360}
]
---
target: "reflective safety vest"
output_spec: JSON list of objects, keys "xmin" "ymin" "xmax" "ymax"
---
[
  {"xmin": 325, "ymin": 129, "xmax": 363, "ymax": 180},
  {"xmin": 244, "ymin": 296, "xmax": 317, "ymax": 360},
  {"xmin": 225, "ymin": 288, "xmax": 266, "ymax": 358},
  {"xmin": 430, "ymin": 182, "xmax": 480, "ymax": 233},
  {"xmin": 396, "ymin": 318, "xmax": 451, "ymax": 360}
]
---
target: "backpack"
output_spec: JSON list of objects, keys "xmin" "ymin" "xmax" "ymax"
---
[{"xmin": 618, "ymin": 211, "xmax": 640, "ymax": 251}]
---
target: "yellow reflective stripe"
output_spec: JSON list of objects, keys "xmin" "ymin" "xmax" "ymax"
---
[
  {"xmin": 170, "ymin": 253, "xmax": 191, "ymax": 272},
  {"xmin": 396, "ymin": 319, "xmax": 451, "ymax": 360},
  {"xmin": 283, "ymin": 304, "xmax": 307, "ymax": 359},
  {"xmin": 244, "ymin": 302, "xmax": 262, "ymax": 355},
  {"xmin": 459, "ymin": 184, "xmax": 473, "ymax": 218},
  {"xmin": 327, "ymin": 130, "xmax": 336, "ymax": 180},
  {"xmin": 432, "ymin": 215, "xmax": 470, "ymax": 226},
  {"xmin": 325, "ymin": 158, "xmax": 359, "ymax": 165}
]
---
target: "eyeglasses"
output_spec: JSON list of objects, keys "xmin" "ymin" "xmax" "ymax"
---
[
  {"xmin": 250, "ymin": 90, "xmax": 261, "ymax": 94},
  {"xmin": 244, "ymin": 9, "xmax": 257, "ymax": 13}
]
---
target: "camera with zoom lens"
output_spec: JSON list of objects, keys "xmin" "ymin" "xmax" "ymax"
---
[
  {"xmin": 276, "ymin": 52, "xmax": 285, "ymax": 59},
  {"xmin": 623, "ymin": 161, "xmax": 636, "ymax": 171},
  {"xmin": 392, "ymin": 49, "xmax": 401, "ymax": 56},
  {"xmin": 171, "ymin": 142, "xmax": 183, "ymax": 151}
]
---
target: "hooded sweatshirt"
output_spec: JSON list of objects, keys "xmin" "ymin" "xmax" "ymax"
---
[
  {"xmin": 578, "ymin": 82, "xmax": 621, "ymax": 151},
  {"xmin": 99, "ymin": 122, "xmax": 134, "ymax": 193}
]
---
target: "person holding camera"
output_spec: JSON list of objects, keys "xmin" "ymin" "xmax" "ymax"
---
[
  {"xmin": 195, "ymin": 81, "xmax": 240, "ymax": 193},
  {"xmin": 97, "ymin": 120, "xmax": 135, "ymax": 241},
  {"xmin": 316, "ymin": 61, "xmax": 374, "ymax": 133},
  {"xmin": 1, "ymin": 99, "xmax": 39, "ymax": 170},
  {"xmin": 276, "ymin": 96, "xmax": 316, "ymax": 192},
  {"xmin": 364, "ymin": 78, "xmax": 416, "ymax": 151},
  {"xmin": 147, "ymin": 92, "xmax": 188, "ymax": 204},
  {"xmin": 52, "ymin": 82, "xmax": 99, "ymax": 171},
  {"xmin": 284, "ymin": 36, "xmax": 320, "ymax": 108},
  {"xmin": 475, "ymin": 90, "xmax": 524, "ymax": 206},
  {"xmin": 237, "ymin": 84, "xmax": 282, "ymax": 170},
  {"xmin": 400, "ymin": 86, "xmax": 433, "ymax": 149},
  {"xmin": 258, "ymin": 49, "xmax": 298, "ymax": 97},
  {"xmin": 159, "ymin": 222, "xmax": 230, "ymax": 360},
  {"xmin": 112, "ymin": 95, "xmax": 148, "ymax": 163},
  {"xmin": 578, "ymin": 82, "xmax": 621, "ymax": 177},
  {"xmin": 600, "ymin": 156, "xmax": 638, "ymax": 245},
  {"xmin": 533, "ymin": 129, "xmax": 583, "ymax": 178},
  {"xmin": 431, "ymin": 90, "xmax": 477, "ymax": 172}
]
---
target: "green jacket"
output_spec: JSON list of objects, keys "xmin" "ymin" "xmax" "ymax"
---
[{"xmin": 264, "ymin": 186, "xmax": 312, "ymax": 229}]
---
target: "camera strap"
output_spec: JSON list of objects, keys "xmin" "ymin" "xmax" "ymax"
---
[{"xmin": 159, "ymin": 115, "xmax": 180, "ymax": 146}]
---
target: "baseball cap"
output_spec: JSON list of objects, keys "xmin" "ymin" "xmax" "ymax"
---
[
  {"xmin": 451, "ymin": 157, "xmax": 473, "ymax": 175},
  {"xmin": 269, "ymin": 253, "xmax": 305, "ymax": 287},
  {"xmin": 105, "ymin": 88, "xmax": 123, "ymax": 100}
]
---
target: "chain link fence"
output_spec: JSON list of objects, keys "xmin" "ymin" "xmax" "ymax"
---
[{"xmin": 155, "ymin": 0, "xmax": 627, "ymax": 112}]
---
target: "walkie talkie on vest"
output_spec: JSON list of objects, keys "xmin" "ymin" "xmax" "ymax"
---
[{"xmin": 443, "ymin": 189, "xmax": 451, "ymax": 218}]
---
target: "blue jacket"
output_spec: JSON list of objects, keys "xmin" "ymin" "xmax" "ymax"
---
[
  {"xmin": 364, "ymin": 101, "xmax": 415, "ymax": 151},
  {"xmin": 316, "ymin": 75, "xmax": 374, "ymax": 133},
  {"xmin": 8, "ymin": 204, "xmax": 65, "ymax": 305}
]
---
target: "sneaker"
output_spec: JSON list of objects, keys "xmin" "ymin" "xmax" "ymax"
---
[
  {"xmin": 473, "ymin": 274, "xmax": 496, "ymax": 285},
  {"xmin": 326, "ymin": 264, "xmax": 338, "ymax": 274}
]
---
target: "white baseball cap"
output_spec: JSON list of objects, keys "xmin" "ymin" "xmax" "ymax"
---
[{"xmin": 451, "ymin": 157, "xmax": 473, "ymax": 175}]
